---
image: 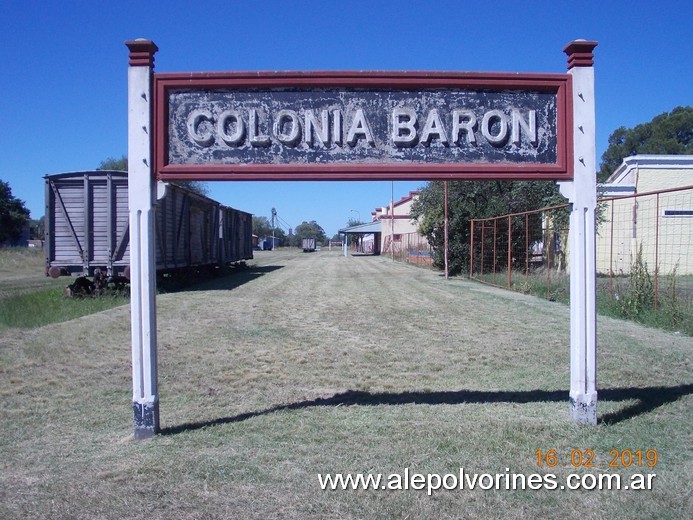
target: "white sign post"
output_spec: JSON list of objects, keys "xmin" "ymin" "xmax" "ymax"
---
[
  {"xmin": 126, "ymin": 40, "xmax": 160, "ymax": 439},
  {"xmin": 560, "ymin": 40, "xmax": 599, "ymax": 425}
]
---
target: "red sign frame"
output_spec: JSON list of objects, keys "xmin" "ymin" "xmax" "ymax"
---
[{"xmin": 153, "ymin": 71, "xmax": 573, "ymax": 181}]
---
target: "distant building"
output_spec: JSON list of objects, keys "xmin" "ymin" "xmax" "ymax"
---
[
  {"xmin": 372, "ymin": 191, "xmax": 422, "ymax": 254},
  {"xmin": 339, "ymin": 191, "xmax": 425, "ymax": 255},
  {"xmin": 597, "ymin": 155, "xmax": 693, "ymax": 275}
]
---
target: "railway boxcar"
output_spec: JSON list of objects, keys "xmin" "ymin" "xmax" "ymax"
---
[
  {"xmin": 219, "ymin": 205, "xmax": 254, "ymax": 265},
  {"xmin": 44, "ymin": 170, "xmax": 252, "ymax": 278}
]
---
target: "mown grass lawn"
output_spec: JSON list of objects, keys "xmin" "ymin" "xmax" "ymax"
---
[{"xmin": 1, "ymin": 248, "xmax": 691, "ymax": 519}]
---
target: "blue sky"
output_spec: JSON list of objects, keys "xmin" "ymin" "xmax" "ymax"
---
[{"xmin": 1, "ymin": 0, "xmax": 691, "ymax": 237}]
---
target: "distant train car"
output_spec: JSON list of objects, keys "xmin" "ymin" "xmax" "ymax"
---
[
  {"xmin": 44, "ymin": 170, "xmax": 252, "ymax": 278},
  {"xmin": 218, "ymin": 201, "xmax": 254, "ymax": 265},
  {"xmin": 302, "ymin": 238, "xmax": 316, "ymax": 252}
]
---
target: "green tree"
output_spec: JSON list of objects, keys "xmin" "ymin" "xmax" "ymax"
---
[
  {"xmin": 253, "ymin": 215, "xmax": 272, "ymax": 237},
  {"xmin": 29, "ymin": 216, "xmax": 45, "ymax": 240},
  {"xmin": 0, "ymin": 179, "xmax": 31, "ymax": 244},
  {"xmin": 175, "ymin": 180, "xmax": 210, "ymax": 197},
  {"xmin": 410, "ymin": 181, "xmax": 563, "ymax": 275},
  {"xmin": 598, "ymin": 106, "xmax": 693, "ymax": 181},
  {"xmin": 252, "ymin": 215, "xmax": 287, "ymax": 247},
  {"xmin": 97, "ymin": 155, "xmax": 128, "ymax": 171},
  {"xmin": 292, "ymin": 220, "xmax": 327, "ymax": 247},
  {"xmin": 252, "ymin": 216, "xmax": 272, "ymax": 237},
  {"xmin": 97, "ymin": 155, "xmax": 209, "ymax": 196}
]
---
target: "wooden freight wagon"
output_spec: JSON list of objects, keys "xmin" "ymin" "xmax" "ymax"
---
[
  {"xmin": 44, "ymin": 170, "xmax": 253, "ymax": 278},
  {"xmin": 218, "ymin": 204, "xmax": 253, "ymax": 265}
]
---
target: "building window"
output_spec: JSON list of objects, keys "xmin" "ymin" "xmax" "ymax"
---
[{"xmin": 662, "ymin": 209, "xmax": 693, "ymax": 218}]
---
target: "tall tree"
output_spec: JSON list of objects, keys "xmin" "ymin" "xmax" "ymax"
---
[
  {"xmin": 97, "ymin": 155, "xmax": 128, "ymax": 171},
  {"xmin": 252, "ymin": 216, "xmax": 272, "ymax": 237},
  {"xmin": 410, "ymin": 181, "xmax": 563, "ymax": 275},
  {"xmin": 29, "ymin": 216, "xmax": 45, "ymax": 240},
  {"xmin": 0, "ymin": 179, "xmax": 31, "ymax": 244},
  {"xmin": 252, "ymin": 215, "xmax": 286, "ymax": 243},
  {"xmin": 175, "ymin": 180, "xmax": 210, "ymax": 197},
  {"xmin": 598, "ymin": 106, "xmax": 692, "ymax": 181},
  {"xmin": 292, "ymin": 220, "xmax": 327, "ymax": 247}
]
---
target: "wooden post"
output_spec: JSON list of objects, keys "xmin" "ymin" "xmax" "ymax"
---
[
  {"xmin": 559, "ymin": 40, "xmax": 599, "ymax": 425},
  {"xmin": 126, "ymin": 39, "xmax": 160, "ymax": 439}
]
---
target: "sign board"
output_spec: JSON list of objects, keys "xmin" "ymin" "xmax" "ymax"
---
[
  {"xmin": 127, "ymin": 39, "xmax": 599, "ymax": 439},
  {"xmin": 154, "ymin": 73, "xmax": 572, "ymax": 181}
]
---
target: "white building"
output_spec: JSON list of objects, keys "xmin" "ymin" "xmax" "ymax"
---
[{"xmin": 597, "ymin": 155, "xmax": 693, "ymax": 275}]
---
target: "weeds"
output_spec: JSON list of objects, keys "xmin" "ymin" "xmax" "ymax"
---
[
  {"xmin": 471, "ymin": 245, "xmax": 692, "ymax": 335},
  {"xmin": 610, "ymin": 248, "xmax": 692, "ymax": 335},
  {"xmin": 616, "ymin": 244, "xmax": 654, "ymax": 319},
  {"xmin": 660, "ymin": 265, "xmax": 685, "ymax": 330}
]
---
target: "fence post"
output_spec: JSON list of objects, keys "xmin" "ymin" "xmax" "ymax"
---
[
  {"xmin": 507, "ymin": 215, "xmax": 512, "ymax": 288},
  {"xmin": 493, "ymin": 219, "xmax": 497, "ymax": 284},
  {"xmin": 444, "ymin": 181, "xmax": 449, "ymax": 279},
  {"xmin": 480, "ymin": 222, "xmax": 485, "ymax": 276},
  {"xmin": 470, "ymin": 220, "xmax": 474, "ymax": 278},
  {"xmin": 559, "ymin": 40, "xmax": 599, "ymax": 425},
  {"xmin": 126, "ymin": 39, "xmax": 160, "ymax": 439},
  {"xmin": 654, "ymin": 193, "xmax": 660, "ymax": 312},
  {"xmin": 609, "ymin": 199, "xmax": 614, "ymax": 301},
  {"xmin": 547, "ymin": 222, "xmax": 552, "ymax": 300},
  {"xmin": 525, "ymin": 214, "xmax": 529, "ymax": 280}
]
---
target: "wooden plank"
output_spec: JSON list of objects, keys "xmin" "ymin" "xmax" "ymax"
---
[{"xmin": 50, "ymin": 180, "xmax": 84, "ymax": 259}]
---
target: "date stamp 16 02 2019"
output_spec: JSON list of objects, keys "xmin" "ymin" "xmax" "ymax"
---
[{"xmin": 536, "ymin": 449, "xmax": 658, "ymax": 469}]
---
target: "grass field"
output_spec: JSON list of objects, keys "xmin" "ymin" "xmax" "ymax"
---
[
  {"xmin": 472, "ymin": 268, "xmax": 693, "ymax": 336},
  {"xmin": 1, "ymin": 248, "xmax": 691, "ymax": 519},
  {"xmin": 0, "ymin": 248, "xmax": 130, "ymax": 331}
]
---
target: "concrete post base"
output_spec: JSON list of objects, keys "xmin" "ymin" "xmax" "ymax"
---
[
  {"xmin": 133, "ymin": 399, "xmax": 160, "ymax": 439},
  {"xmin": 570, "ymin": 393, "xmax": 597, "ymax": 425}
]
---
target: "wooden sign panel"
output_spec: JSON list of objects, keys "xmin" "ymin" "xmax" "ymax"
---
[{"xmin": 154, "ymin": 72, "xmax": 572, "ymax": 181}]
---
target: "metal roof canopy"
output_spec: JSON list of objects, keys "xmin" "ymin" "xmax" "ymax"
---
[{"xmin": 338, "ymin": 221, "xmax": 382, "ymax": 234}]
